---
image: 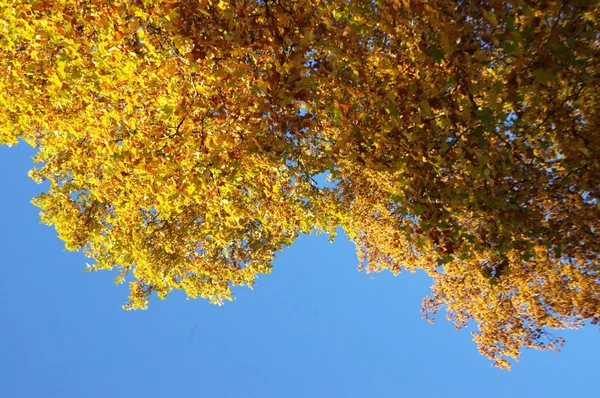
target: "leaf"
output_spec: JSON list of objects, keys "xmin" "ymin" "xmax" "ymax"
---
[
  {"xmin": 483, "ymin": 11, "xmax": 498, "ymax": 27},
  {"xmin": 533, "ymin": 68, "xmax": 556, "ymax": 84},
  {"xmin": 427, "ymin": 45, "xmax": 445, "ymax": 63}
]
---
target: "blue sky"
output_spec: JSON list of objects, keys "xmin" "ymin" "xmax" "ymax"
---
[{"xmin": 1, "ymin": 143, "xmax": 598, "ymax": 398}]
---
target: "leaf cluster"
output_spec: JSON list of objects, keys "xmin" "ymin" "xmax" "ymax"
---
[{"xmin": 2, "ymin": 0, "xmax": 599, "ymax": 369}]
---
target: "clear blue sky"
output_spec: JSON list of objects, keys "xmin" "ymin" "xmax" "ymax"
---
[{"xmin": 1, "ymin": 143, "xmax": 598, "ymax": 398}]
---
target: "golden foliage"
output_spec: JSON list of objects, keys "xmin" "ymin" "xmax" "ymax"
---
[{"xmin": 2, "ymin": 0, "xmax": 599, "ymax": 369}]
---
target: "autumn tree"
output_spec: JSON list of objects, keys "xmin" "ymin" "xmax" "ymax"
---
[{"xmin": 2, "ymin": 0, "xmax": 599, "ymax": 368}]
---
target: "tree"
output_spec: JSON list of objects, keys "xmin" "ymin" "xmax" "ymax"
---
[{"xmin": 1, "ymin": 0, "xmax": 599, "ymax": 369}]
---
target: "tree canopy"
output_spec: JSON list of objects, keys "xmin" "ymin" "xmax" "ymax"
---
[{"xmin": 2, "ymin": 0, "xmax": 599, "ymax": 369}]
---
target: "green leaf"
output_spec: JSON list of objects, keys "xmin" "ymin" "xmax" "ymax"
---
[{"xmin": 427, "ymin": 45, "xmax": 445, "ymax": 63}]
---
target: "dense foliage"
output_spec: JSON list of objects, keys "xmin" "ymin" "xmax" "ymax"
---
[{"xmin": 2, "ymin": 0, "xmax": 599, "ymax": 368}]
